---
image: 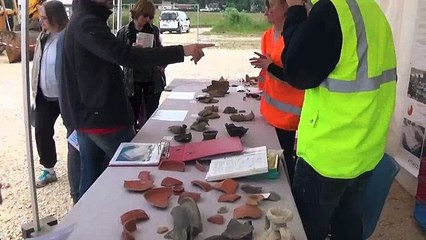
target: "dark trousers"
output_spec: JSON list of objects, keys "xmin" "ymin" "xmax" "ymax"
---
[
  {"xmin": 275, "ymin": 128, "xmax": 296, "ymax": 183},
  {"xmin": 129, "ymin": 82, "xmax": 161, "ymax": 130},
  {"xmin": 35, "ymin": 93, "xmax": 81, "ymax": 203},
  {"xmin": 292, "ymin": 158, "xmax": 371, "ymax": 240},
  {"xmin": 35, "ymin": 94, "xmax": 60, "ymax": 168},
  {"xmin": 76, "ymin": 126, "xmax": 135, "ymax": 197},
  {"xmin": 66, "ymin": 128, "xmax": 81, "ymax": 204}
]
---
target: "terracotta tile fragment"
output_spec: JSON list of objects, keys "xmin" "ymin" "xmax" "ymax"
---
[
  {"xmin": 218, "ymin": 193, "xmax": 241, "ymax": 203},
  {"xmin": 195, "ymin": 161, "xmax": 207, "ymax": 172},
  {"xmin": 212, "ymin": 179, "xmax": 239, "ymax": 194},
  {"xmin": 157, "ymin": 226, "xmax": 169, "ymax": 234},
  {"xmin": 138, "ymin": 171, "xmax": 151, "ymax": 181},
  {"xmin": 207, "ymin": 214, "xmax": 225, "ymax": 225},
  {"xmin": 191, "ymin": 180, "xmax": 212, "ymax": 192},
  {"xmin": 144, "ymin": 187, "xmax": 174, "ymax": 209},
  {"xmin": 178, "ymin": 191, "xmax": 201, "ymax": 202},
  {"xmin": 233, "ymin": 205, "xmax": 262, "ymax": 219},
  {"xmin": 120, "ymin": 209, "xmax": 149, "ymax": 224},
  {"xmin": 121, "ymin": 222, "xmax": 136, "ymax": 240},
  {"xmin": 158, "ymin": 160, "xmax": 185, "ymax": 172},
  {"xmin": 161, "ymin": 177, "xmax": 183, "ymax": 187},
  {"xmin": 246, "ymin": 195, "xmax": 263, "ymax": 206},
  {"xmin": 172, "ymin": 185, "xmax": 185, "ymax": 195},
  {"xmin": 123, "ymin": 180, "xmax": 153, "ymax": 192},
  {"xmin": 241, "ymin": 184, "xmax": 262, "ymax": 194}
]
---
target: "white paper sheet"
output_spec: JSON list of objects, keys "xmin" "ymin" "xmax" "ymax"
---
[
  {"xmin": 205, "ymin": 146, "xmax": 269, "ymax": 181},
  {"xmin": 151, "ymin": 110, "xmax": 188, "ymax": 122},
  {"xmin": 67, "ymin": 130, "xmax": 79, "ymax": 151},
  {"xmin": 166, "ymin": 92, "xmax": 196, "ymax": 100}
]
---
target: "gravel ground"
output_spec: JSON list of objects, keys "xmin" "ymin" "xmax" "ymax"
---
[{"xmin": 0, "ymin": 28, "xmax": 425, "ymax": 239}]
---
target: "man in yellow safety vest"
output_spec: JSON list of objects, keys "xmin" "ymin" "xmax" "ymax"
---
[{"xmin": 262, "ymin": 0, "xmax": 397, "ymax": 239}]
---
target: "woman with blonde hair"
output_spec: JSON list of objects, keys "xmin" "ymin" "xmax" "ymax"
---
[{"xmin": 117, "ymin": 0, "xmax": 166, "ymax": 130}]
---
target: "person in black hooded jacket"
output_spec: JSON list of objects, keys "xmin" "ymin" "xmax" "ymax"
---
[{"xmin": 61, "ymin": 0, "xmax": 213, "ymax": 197}]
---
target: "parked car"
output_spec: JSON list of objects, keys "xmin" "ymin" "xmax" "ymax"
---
[{"xmin": 159, "ymin": 10, "xmax": 190, "ymax": 34}]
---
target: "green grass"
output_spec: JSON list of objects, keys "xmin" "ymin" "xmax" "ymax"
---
[{"xmin": 114, "ymin": 9, "xmax": 268, "ymax": 35}]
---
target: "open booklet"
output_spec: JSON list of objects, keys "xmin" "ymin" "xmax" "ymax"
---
[
  {"xmin": 205, "ymin": 146, "xmax": 269, "ymax": 181},
  {"xmin": 109, "ymin": 142, "xmax": 165, "ymax": 166}
]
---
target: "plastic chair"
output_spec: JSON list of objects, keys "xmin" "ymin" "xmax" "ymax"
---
[{"xmin": 362, "ymin": 153, "xmax": 400, "ymax": 239}]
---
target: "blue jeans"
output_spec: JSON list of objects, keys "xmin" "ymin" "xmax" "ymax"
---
[
  {"xmin": 76, "ymin": 126, "xmax": 135, "ymax": 198},
  {"xmin": 292, "ymin": 158, "xmax": 371, "ymax": 240},
  {"xmin": 66, "ymin": 127, "xmax": 81, "ymax": 204}
]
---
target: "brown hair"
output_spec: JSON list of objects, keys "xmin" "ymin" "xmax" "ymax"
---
[
  {"xmin": 265, "ymin": 0, "xmax": 270, "ymax": 9},
  {"xmin": 130, "ymin": 0, "xmax": 156, "ymax": 20},
  {"xmin": 42, "ymin": 0, "xmax": 69, "ymax": 31}
]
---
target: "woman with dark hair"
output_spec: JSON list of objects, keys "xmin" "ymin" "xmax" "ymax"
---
[
  {"xmin": 31, "ymin": 0, "xmax": 81, "ymax": 204},
  {"xmin": 117, "ymin": 0, "xmax": 166, "ymax": 130}
]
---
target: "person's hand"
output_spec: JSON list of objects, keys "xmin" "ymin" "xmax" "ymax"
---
[
  {"xmin": 249, "ymin": 52, "xmax": 272, "ymax": 70},
  {"xmin": 183, "ymin": 43, "xmax": 215, "ymax": 64},
  {"xmin": 287, "ymin": 0, "xmax": 306, "ymax": 7}
]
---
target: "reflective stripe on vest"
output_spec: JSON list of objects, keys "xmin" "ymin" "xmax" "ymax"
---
[
  {"xmin": 263, "ymin": 94, "xmax": 302, "ymax": 116},
  {"xmin": 320, "ymin": 0, "xmax": 397, "ymax": 93}
]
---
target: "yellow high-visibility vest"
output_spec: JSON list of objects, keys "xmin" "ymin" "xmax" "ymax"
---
[{"xmin": 298, "ymin": 0, "xmax": 397, "ymax": 178}]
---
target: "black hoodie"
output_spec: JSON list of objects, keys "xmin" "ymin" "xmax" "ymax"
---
[{"xmin": 60, "ymin": 0, "xmax": 184, "ymax": 129}]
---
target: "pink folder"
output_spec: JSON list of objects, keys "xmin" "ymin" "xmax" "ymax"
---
[{"xmin": 167, "ymin": 137, "xmax": 243, "ymax": 162}]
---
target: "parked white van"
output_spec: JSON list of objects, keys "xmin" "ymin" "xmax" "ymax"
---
[{"xmin": 159, "ymin": 11, "xmax": 190, "ymax": 34}]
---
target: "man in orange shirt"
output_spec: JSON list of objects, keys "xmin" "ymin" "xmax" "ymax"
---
[{"xmin": 251, "ymin": 0, "xmax": 304, "ymax": 182}]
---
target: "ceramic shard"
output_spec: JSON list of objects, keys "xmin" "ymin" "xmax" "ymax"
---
[
  {"xmin": 212, "ymin": 179, "xmax": 239, "ymax": 194},
  {"xmin": 223, "ymin": 106, "xmax": 238, "ymax": 114},
  {"xmin": 225, "ymin": 123, "xmax": 249, "ymax": 138},
  {"xmin": 230, "ymin": 111, "xmax": 255, "ymax": 122},
  {"xmin": 241, "ymin": 184, "xmax": 262, "ymax": 194},
  {"xmin": 168, "ymin": 124, "xmax": 187, "ymax": 134},
  {"xmin": 144, "ymin": 187, "xmax": 174, "ymax": 209},
  {"xmin": 233, "ymin": 205, "xmax": 262, "ymax": 219},
  {"xmin": 218, "ymin": 193, "xmax": 241, "ymax": 203},
  {"xmin": 174, "ymin": 132, "xmax": 192, "ymax": 143},
  {"xmin": 191, "ymin": 180, "xmax": 212, "ymax": 192},
  {"xmin": 195, "ymin": 161, "xmax": 208, "ymax": 172},
  {"xmin": 208, "ymin": 214, "xmax": 225, "ymax": 225},
  {"xmin": 123, "ymin": 180, "xmax": 153, "ymax": 192},
  {"xmin": 166, "ymin": 197, "xmax": 203, "ymax": 240},
  {"xmin": 161, "ymin": 177, "xmax": 183, "ymax": 187},
  {"xmin": 159, "ymin": 161, "xmax": 186, "ymax": 172},
  {"xmin": 203, "ymin": 130, "xmax": 218, "ymax": 141},
  {"xmin": 179, "ymin": 191, "xmax": 201, "ymax": 202},
  {"xmin": 137, "ymin": 171, "xmax": 152, "ymax": 182}
]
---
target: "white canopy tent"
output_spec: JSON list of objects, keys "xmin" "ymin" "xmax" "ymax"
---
[{"xmin": 18, "ymin": 0, "xmax": 424, "ymax": 237}]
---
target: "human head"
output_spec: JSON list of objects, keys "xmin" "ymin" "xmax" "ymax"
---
[
  {"xmin": 268, "ymin": 0, "xmax": 288, "ymax": 26},
  {"xmin": 131, "ymin": 0, "xmax": 156, "ymax": 28},
  {"xmin": 264, "ymin": 0, "xmax": 273, "ymax": 24},
  {"xmin": 39, "ymin": 0, "xmax": 68, "ymax": 33},
  {"xmin": 91, "ymin": 0, "xmax": 114, "ymax": 9}
]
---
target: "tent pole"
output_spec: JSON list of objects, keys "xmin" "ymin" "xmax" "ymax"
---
[
  {"xmin": 21, "ymin": 0, "xmax": 41, "ymax": 233},
  {"xmin": 117, "ymin": 0, "xmax": 122, "ymax": 33}
]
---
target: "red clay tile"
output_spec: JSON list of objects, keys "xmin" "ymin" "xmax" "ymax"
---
[
  {"xmin": 218, "ymin": 193, "xmax": 241, "ymax": 203},
  {"xmin": 120, "ymin": 209, "xmax": 149, "ymax": 224},
  {"xmin": 172, "ymin": 185, "xmax": 185, "ymax": 195},
  {"xmin": 158, "ymin": 160, "xmax": 186, "ymax": 172},
  {"xmin": 212, "ymin": 179, "xmax": 239, "ymax": 194},
  {"xmin": 207, "ymin": 214, "xmax": 225, "ymax": 225},
  {"xmin": 195, "ymin": 161, "xmax": 207, "ymax": 172},
  {"xmin": 144, "ymin": 187, "xmax": 174, "ymax": 209},
  {"xmin": 123, "ymin": 180, "xmax": 153, "ymax": 192},
  {"xmin": 191, "ymin": 180, "xmax": 212, "ymax": 192},
  {"xmin": 246, "ymin": 195, "xmax": 263, "ymax": 206},
  {"xmin": 233, "ymin": 205, "xmax": 262, "ymax": 219},
  {"xmin": 161, "ymin": 177, "xmax": 183, "ymax": 187},
  {"xmin": 178, "ymin": 191, "xmax": 201, "ymax": 202},
  {"xmin": 138, "ymin": 171, "xmax": 152, "ymax": 182}
]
